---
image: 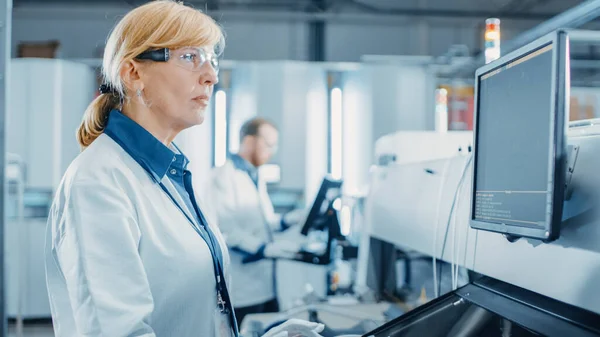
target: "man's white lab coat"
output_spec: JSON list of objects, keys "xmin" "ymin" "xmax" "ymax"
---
[
  {"xmin": 206, "ymin": 159, "xmax": 282, "ymax": 308},
  {"xmin": 45, "ymin": 134, "xmax": 232, "ymax": 337}
]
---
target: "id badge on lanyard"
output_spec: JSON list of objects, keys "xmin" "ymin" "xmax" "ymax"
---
[
  {"xmin": 156, "ymin": 180, "xmax": 236, "ymax": 336},
  {"xmin": 214, "ymin": 292, "xmax": 234, "ymax": 337}
]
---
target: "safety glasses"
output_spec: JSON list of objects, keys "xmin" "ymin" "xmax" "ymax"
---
[
  {"xmin": 136, "ymin": 47, "xmax": 220, "ymax": 74},
  {"xmin": 257, "ymin": 134, "xmax": 278, "ymax": 154}
]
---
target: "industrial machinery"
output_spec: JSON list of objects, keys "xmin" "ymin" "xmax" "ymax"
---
[{"xmin": 358, "ymin": 29, "xmax": 600, "ymax": 336}]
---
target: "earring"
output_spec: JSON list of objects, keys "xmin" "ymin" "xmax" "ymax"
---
[{"xmin": 136, "ymin": 89, "xmax": 142, "ymax": 97}]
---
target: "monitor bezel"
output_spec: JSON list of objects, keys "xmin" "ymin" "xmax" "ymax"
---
[
  {"xmin": 300, "ymin": 176, "xmax": 343, "ymax": 236},
  {"xmin": 469, "ymin": 30, "xmax": 569, "ymax": 242}
]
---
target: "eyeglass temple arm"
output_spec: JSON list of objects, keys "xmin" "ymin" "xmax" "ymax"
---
[{"xmin": 135, "ymin": 48, "xmax": 170, "ymax": 62}]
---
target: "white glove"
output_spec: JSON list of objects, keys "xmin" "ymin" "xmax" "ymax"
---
[
  {"xmin": 264, "ymin": 240, "xmax": 302, "ymax": 259},
  {"xmin": 261, "ymin": 319, "xmax": 325, "ymax": 337}
]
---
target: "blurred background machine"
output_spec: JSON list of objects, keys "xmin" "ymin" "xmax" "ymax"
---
[
  {"xmin": 243, "ymin": 29, "xmax": 600, "ymax": 337},
  {"xmin": 352, "ymin": 29, "xmax": 600, "ymax": 337}
]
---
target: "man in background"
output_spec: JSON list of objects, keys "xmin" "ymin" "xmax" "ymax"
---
[{"xmin": 207, "ymin": 117, "xmax": 304, "ymax": 326}]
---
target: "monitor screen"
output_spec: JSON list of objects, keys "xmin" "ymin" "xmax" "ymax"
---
[
  {"xmin": 300, "ymin": 176, "xmax": 343, "ymax": 236},
  {"xmin": 470, "ymin": 30, "xmax": 568, "ymax": 241}
]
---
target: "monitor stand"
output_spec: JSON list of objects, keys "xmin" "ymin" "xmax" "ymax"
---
[
  {"xmin": 504, "ymin": 234, "xmax": 521, "ymax": 243},
  {"xmin": 296, "ymin": 201, "xmax": 343, "ymax": 265}
]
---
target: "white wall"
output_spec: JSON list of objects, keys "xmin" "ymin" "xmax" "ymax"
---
[
  {"xmin": 8, "ymin": 58, "xmax": 96, "ymax": 190},
  {"xmin": 174, "ymin": 114, "xmax": 214, "ymax": 192},
  {"xmin": 227, "ymin": 61, "xmax": 328, "ymax": 203},
  {"xmin": 304, "ymin": 72, "xmax": 329, "ymax": 203},
  {"xmin": 228, "ymin": 66, "xmax": 259, "ymax": 153},
  {"xmin": 366, "ymin": 64, "xmax": 435, "ymax": 139},
  {"xmin": 339, "ymin": 64, "xmax": 435, "ymax": 195},
  {"xmin": 341, "ymin": 69, "xmax": 372, "ymax": 195},
  {"xmin": 10, "ymin": 4, "xmax": 567, "ymax": 62}
]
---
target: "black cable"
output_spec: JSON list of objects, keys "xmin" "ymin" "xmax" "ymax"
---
[{"xmin": 438, "ymin": 155, "xmax": 473, "ymax": 296}]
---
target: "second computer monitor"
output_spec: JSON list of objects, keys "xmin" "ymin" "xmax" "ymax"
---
[{"xmin": 300, "ymin": 176, "xmax": 343, "ymax": 236}]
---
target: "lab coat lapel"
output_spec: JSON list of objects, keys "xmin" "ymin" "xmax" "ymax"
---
[
  {"xmin": 239, "ymin": 168, "xmax": 275, "ymax": 241},
  {"xmin": 229, "ymin": 162, "xmax": 273, "ymax": 235},
  {"xmin": 195, "ymin": 195, "xmax": 230, "ymax": 269},
  {"xmin": 160, "ymin": 177, "xmax": 200, "ymax": 228},
  {"xmin": 232, "ymin": 162, "xmax": 269, "ymax": 218},
  {"xmin": 257, "ymin": 179, "xmax": 275, "ymax": 220}
]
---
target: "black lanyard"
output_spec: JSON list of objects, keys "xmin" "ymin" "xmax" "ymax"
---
[
  {"xmin": 103, "ymin": 131, "xmax": 239, "ymax": 335},
  {"xmin": 157, "ymin": 173, "xmax": 239, "ymax": 337}
]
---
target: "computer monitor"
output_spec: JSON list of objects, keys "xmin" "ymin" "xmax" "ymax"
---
[
  {"xmin": 300, "ymin": 176, "xmax": 343, "ymax": 237},
  {"xmin": 470, "ymin": 30, "xmax": 569, "ymax": 242}
]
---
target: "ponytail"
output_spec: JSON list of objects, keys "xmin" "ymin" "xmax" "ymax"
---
[{"xmin": 77, "ymin": 93, "xmax": 120, "ymax": 150}]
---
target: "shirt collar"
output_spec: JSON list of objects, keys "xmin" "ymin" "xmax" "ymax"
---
[
  {"xmin": 230, "ymin": 153, "xmax": 256, "ymax": 172},
  {"xmin": 104, "ymin": 109, "xmax": 189, "ymax": 182},
  {"xmin": 230, "ymin": 154, "xmax": 258, "ymax": 178}
]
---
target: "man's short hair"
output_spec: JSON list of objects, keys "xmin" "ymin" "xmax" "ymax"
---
[{"xmin": 239, "ymin": 117, "xmax": 277, "ymax": 141}]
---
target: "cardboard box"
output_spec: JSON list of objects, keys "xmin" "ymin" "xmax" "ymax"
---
[{"xmin": 17, "ymin": 41, "xmax": 61, "ymax": 58}]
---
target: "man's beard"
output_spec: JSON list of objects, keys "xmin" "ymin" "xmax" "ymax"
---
[{"xmin": 250, "ymin": 150, "xmax": 261, "ymax": 167}]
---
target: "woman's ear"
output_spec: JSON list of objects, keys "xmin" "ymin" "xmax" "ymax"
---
[{"xmin": 120, "ymin": 60, "xmax": 144, "ymax": 94}]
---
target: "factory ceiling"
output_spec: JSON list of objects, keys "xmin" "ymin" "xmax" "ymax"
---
[{"xmin": 11, "ymin": 0, "xmax": 587, "ymax": 21}]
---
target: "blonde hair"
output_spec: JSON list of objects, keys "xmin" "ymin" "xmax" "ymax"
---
[{"xmin": 77, "ymin": 0, "xmax": 225, "ymax": 149}]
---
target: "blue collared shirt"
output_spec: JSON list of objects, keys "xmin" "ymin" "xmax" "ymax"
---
[
  {"xmin": 230, "ymin": 153, "xmax": 259, "ymax": 188},
  {"xmin": 103, "ymin": 110, "xmax": 203, "ymax": 228},
  {"xmin": 100, "ymin": 110, "xmax": 239, "ymax": 335}
]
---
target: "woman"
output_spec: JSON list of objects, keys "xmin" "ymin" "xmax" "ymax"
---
[{"xmin": 45, "ymin": 1, "xmax": 324, "ymax": 337}]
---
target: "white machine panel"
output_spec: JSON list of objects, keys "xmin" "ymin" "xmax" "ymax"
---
[
  {"xmin": 374, "ymin": 131, "xmax": 473, "ymax": 165},
  {"xmin": 365, "ymin": 124, "xmax": 600, "ymax": 314}
]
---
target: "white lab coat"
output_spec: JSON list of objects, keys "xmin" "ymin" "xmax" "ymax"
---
[
  {"xmin": 45, "ymin": 134, "xmax": 232, "ymax": 337},
  {"xmin": 206, "ymin": 159, "xmax": 282, "ymax": 308}
]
